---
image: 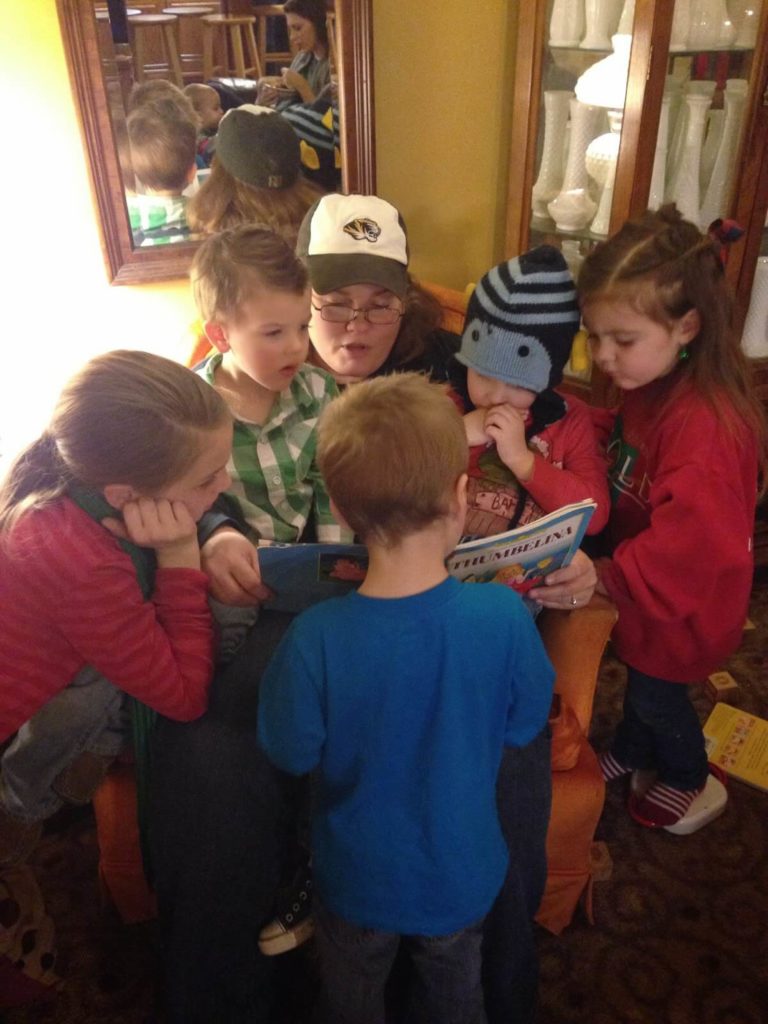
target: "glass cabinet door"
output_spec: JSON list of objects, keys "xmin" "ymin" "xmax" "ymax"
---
[{"xmin": 506, "ymin": 0, "xmax": 768, "ymax": 397}]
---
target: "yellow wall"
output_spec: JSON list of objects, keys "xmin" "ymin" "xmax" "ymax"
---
[
  {"xmin": 373, "ymin": 0, "xmax": 515, "ymax": 291},
  {"xmin": 0, "ymin": 1, "xmax": 514, "ymax": 464},
  {"xmin": 1, "ymin": 2, "xmax": 197, "ymax": 464}
]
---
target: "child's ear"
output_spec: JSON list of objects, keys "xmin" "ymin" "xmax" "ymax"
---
[
  {"xmin": 103, "ymin": 484, "xmax": 138, "ymax": 510},
  {"xmin": 454, "ymin": 472, "xmax": 468, "ymax": 517},
  {"xmin": 678, "ymin": 308, "xmax": 701, "ymax": 345},
  {"xmin": 204, "ymin": 320, "xmax": 230, "ymax": 353}
]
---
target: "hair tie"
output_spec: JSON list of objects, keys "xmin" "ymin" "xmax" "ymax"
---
[{"xmin": 707, "ymin": 218, "xmax": 745, "ymax": 267}]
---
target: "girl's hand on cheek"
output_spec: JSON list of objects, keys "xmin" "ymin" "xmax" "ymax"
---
[
  {"xmin": 485, "ymin": 405, "xmax": 534, "ymax": 480},
  {"xmin": 106, "ymin": 499, "xmax": 200, "ymax": 569}
]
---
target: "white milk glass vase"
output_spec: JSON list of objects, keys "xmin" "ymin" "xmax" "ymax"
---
[
  {"xmin": 586, "ymin": 109, "xmax": 623, "ymax": 234},
  {"xmin": 670, "ymin": 0, "xmax": 692, "ymax": 50},
  {"xmin": 699, "ymin": 78, "xmax": 748, "ymax": 229},
  {"xmin": 532, "ymin": 90, "xmax": 573, "ymax": 218},
  {"xmin": 648, "ymin": 93, "xmax": 672, "ymax": 209},
  {"xmin": 549, "ymin": 0, "xmax": 585, "ymax": 46},
  {"xmin": 731, "ymin": 0, "xmax": 762, "ymax": 47},
  {"xmin": 581, "ymin": 0, "xmax": 621, "ymax": 48},
  {"xmin": 617, "ymin": 0, "xmax": 636, "ymax": 32},
  {"xmin": 548, "ymin": 99, "xmax": 601, "ymax": 231},
  {"xmin": 689, "ymin": 0, "xmax": 735, "ymax": 48},
  {"xmin": 699, "ymin": 108, "xmax": 725, "ymax": 195},
  {"xmin": 667, "ymin": 89, "xmax": 712, "ymax": 223},
  {"xmin": 741, "ymin": 257, "xmax": 768, "ymax": 357}
]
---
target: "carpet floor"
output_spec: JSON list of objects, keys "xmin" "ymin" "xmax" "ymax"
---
[{"xmin": 3, "ymin": 585, "xmax": 768, "ymax": 1024}]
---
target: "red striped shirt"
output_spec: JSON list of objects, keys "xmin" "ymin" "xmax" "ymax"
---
[{"xmin": 1, "ymin": 498, "xmax": 215, "ymax": 742}]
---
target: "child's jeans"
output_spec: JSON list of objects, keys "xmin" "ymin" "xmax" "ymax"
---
[
  {"xmin": 611, "ymin": 665, "xmax": 709, "ymax": 791},
  {"xmin": 0, "ymin": 667, "xmax": 127, "ymax": 822},
  {"xmin": 314, "ymin": 899, "xmax": 487, "ymax": 1024},
  {"xmin": 209, "ymin": 597, "xmax": 260, "ymax": 665}
]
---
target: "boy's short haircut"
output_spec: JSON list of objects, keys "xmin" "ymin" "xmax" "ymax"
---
[
  {"xmin": 127, "ymin": 103, "xmax": 197, "ymax": 193},
  {"xmin": 317, "ymin": 373, "xmax": 468, "ymax": 546},
  {"xmin": 184, "ymin": 82, "xmax": 216, "ymax": 114},
  {"xmin": 191, "ymin": 225, "xmax": 308, "ymax": 323},
  {"xmin": 129, "ymin": 79, "xmax": 196, "ymax": 120}
]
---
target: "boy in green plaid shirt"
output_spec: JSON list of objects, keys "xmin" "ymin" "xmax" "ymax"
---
[{"xmin": 190, "ymin": 225, "xmax": 351, "ymax": 659}]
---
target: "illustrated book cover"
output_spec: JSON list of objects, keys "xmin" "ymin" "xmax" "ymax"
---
[
  {"xmin": 703, "ymin": 702, "xmax": 768, "ymax": 793},
  {"xmin": 257, "ymin": 498, "xmax": 596, "ymax": 614}
]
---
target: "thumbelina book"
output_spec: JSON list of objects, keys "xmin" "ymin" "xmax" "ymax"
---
[{"xmin": 257, "ymin": 498, "xmax": 597, "ymax": 614}]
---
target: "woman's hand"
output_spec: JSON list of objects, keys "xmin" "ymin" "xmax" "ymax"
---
[
  {"xmin": 484, "ymin": 404, "xmax": 534, "ymax": 481},
  {"xmin": 281, "ymin": 68, "xmax": 315, "ymax": 102},
  {"xmin": 528, "ymin": 548, "xmax": 597, "ymax": 610},
  {"xmin": 103, "ymin": 498, "xmax": 199, "ymax": 570},
  {"xmin": 200, "ymin": 527, "xmax": 272, "ymax": 605}
]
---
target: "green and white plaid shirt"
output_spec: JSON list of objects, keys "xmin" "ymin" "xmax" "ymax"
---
[
  {"xmin": 127, "ymin": 194, "xmax": 191, "ymax": 247},
  {"xmin": 198, "ymin": 354, "xmax": 350, "ymax": 544}
]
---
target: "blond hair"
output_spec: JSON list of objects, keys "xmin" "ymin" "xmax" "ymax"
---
[
  {"xmin": 191, "ymin": 225, "xmax": 308, "ymax": 322},
  {"xmin": 0, "ymin": 351, "xmax": 230, "ymax": 540},
  {"xmin": 128, "ymin": 102, "xmax": 197, "ymax": 193},
  {"xmin": 129, "ymin": 79, "xmax": 197, "ymax": 120},
  {"xmin": 187, "ymin": 158, "xmax": 322, "ymax": 244},
  {"xmin": 578, "ymin": 204, "xmax": 768, "ymax": 483},
  {"xmin": 317, "ymin": 373, "xmax": 467, "ymax": 546}
]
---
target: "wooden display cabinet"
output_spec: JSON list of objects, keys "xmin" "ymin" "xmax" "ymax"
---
[{"xmin": 505, "ymin": 0, "xmax": 768, "ymax": 404}]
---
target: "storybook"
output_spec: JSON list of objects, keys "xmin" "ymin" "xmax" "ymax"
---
[
  {"xmin": 703, "ymin": 702, "xmax": 768, "ymax": 793},
  {"xmin": 257, "ymin": 498, "xmax": 597, "ymax": 614}
]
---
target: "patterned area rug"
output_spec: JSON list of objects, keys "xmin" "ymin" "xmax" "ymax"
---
[{"xmin": 4, "ymin": 587, "xmax": 768, "ymax": 1024}]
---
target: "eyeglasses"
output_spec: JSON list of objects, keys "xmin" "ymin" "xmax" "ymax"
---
[{"xmin": 311, "ymin": 303, "xmax": 404, "ymax": 326}]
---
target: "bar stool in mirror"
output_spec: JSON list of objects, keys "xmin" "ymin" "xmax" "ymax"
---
[
  {"xmin": 201, "ymin": 13, "xmax": 263, "ymax": 81},
  {"xmin": 161, "ymin": 5, "xmax": 217, "ymax": 82},
  {"xmin": 128, "ymin": 12, "xmax": 184, "ymax": 87}
]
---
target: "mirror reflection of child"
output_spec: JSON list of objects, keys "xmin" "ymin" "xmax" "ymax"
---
[{"xmin": 184, "ymin": 83, "xmax": 224, "ymax": 168}]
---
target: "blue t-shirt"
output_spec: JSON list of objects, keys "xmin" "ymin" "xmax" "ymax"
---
[{"xmin": 258, "ymin": 576, "xmax": 554, "ymax": 936}]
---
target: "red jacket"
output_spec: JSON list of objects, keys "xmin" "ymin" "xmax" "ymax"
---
[
  {"xmin": 594, "ymin": 380, "xmax": 758, "ymax": 683},
  {"xmin": 0, "ymin": 498, "xmax": 215, "ymax": 743},
  {"xmin": 462, "ymin": 393, "xmax": 610, "ymax": 539}
]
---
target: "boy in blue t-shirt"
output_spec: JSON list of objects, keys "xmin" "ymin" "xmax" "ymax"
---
[{"xmin": 258, "ymin": 372, "xmax": 554, "ymax": 1023}]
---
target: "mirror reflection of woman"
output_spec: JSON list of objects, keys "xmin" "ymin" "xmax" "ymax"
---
[{"xmin": 278, "ymin": 0, "xmax": 332, "ymax": 106}]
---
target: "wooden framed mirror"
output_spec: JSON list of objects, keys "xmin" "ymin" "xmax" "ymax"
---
[{"xmin": 56, "ymin": 0, "xmax": 376, "ymax": 284}]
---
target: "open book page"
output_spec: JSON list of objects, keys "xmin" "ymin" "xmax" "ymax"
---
[
  {"xmin": 258, "ymin": 499, "xmax": 596, "ymax": 614},
  {"xmin": 704, "ymin": 703, "xmax": 768, "ymax": 793}
]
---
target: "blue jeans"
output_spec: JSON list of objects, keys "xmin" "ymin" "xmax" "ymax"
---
[
  {"xmin": 482, "ymin": 726, "xmax": 551, "ymax": 1024},
  {"xmin": 0, "ymin": 666, "xmax": 126, "ymax": 822},
  {"xmin": 315, "ymin": 899, "xmax": 487, "ymax": 1024},
  {"xmin": 612, "ymin": 665, "xmax": 709, "ymax": 791},
  {"xmin": 150, "ymin": 610, "xmax": 296, "ymax": 1024}
]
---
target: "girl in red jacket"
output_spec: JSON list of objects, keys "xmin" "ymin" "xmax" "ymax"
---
[
  {"xmin": 579, "ymin": 205, "xmax": 766, "ymax": 829},
  {"xmin": 0, "ymin": 350, "xmax": 232, "ymax": 863}
]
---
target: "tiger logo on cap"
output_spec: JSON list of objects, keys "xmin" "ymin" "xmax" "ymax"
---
[{"xmin": 343, "ymin": 218, "xmax": 381, "ymax": 243}]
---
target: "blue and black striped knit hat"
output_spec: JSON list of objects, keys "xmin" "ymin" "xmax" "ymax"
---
[{"xmin": 456, "ymin": 245, "xmax": 580, "ymax": 393}]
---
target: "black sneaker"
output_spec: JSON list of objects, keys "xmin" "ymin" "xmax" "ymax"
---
[{"xmin": 258, "ymin": 868, "xmax": 314, "ymax": 955}]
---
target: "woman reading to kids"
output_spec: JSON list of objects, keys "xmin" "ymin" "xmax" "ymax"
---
[{"xmin": 202, "ymin": 192, "xmax": 599, "ymax": 614}]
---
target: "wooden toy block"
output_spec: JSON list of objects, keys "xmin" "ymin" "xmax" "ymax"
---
[{"xmin": 703, "ymin": 671, "xmax": 739, "ymax": 704}]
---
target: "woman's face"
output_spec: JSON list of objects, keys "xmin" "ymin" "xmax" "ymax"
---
[
  {"xmin": 286, "ymin": 13, "xmax": 318, "ymax": 53},
  {"xmin": 309, "ymin": 284, "xmax": 404, "ymax": 383}
]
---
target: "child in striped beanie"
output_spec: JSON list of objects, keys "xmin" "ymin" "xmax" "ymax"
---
[{"xmin": 452, "ymin": 244, "xmax": 609, "ymax": 543}]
